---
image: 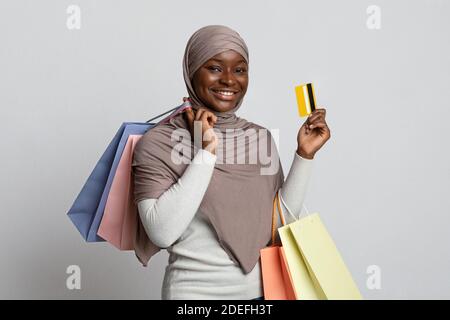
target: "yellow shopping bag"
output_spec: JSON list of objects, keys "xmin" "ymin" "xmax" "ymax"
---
[{"xmin": 277, "ymin": 194, "xmax": 362, "ymax": 300}]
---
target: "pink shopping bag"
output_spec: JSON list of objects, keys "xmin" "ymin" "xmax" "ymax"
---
[{"xmin": 98, "ymin": 134, "xmax": 142, "ymax": 250}]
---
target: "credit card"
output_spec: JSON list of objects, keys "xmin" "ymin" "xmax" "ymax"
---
[{"xmin": 295, "ymin": 83, "xmax": 316, "ymax": 117}]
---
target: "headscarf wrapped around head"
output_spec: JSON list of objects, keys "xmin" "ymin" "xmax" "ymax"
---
[
  {"xmin": 183, "ymin": 25, "xmax": 249, "ymax": 116},
  {"xmin": 132, "ymin": 25, "xmax": 284, "ymax": 274}
]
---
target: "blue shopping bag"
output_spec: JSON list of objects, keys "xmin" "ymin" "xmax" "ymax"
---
[{"xmin": 67, "ymin": 102, "xmax": 191, "ymax": 242}]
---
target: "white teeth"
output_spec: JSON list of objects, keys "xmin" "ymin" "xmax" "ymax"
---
[{"xmin": 215, "ymin": 91, "xmax": 234, "ymax": 96}]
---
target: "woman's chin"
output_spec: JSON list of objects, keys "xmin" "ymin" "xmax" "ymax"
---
[{"xmin": 209, "ymin": 99, "xmax": 237, "ymax": 112}]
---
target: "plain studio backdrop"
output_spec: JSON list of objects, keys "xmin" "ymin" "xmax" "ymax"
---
[{"xmin": 0, "ymin": 0, "xmax": 449, "ymax": 299}]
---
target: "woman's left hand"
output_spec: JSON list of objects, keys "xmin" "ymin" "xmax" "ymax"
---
[{"xmin": 296, "ymin": 108, "xmax": 331, "ymax": 159}]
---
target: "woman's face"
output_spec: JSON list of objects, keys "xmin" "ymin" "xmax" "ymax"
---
[{"xmin": 192, "ymin": 50, "xmax": 248, "ymax": 113}]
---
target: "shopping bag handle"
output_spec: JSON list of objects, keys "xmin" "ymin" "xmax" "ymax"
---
[
  {"xmin": 145, "ymin": 100, "xmax": 192, "ymax": 124},
  {"xmin": 276, "ymin": 190, "xmax": 311, "ymax": 224},
  {"xmin": 270, "ymin": 191, "xmax": 286, "ymax": 246}
]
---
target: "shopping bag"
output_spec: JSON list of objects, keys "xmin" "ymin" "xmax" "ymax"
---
[
  {"xmin": 96, "ymin": 101, "xmax": 192, "ymax": 249},
  {"xmin": 97, "ymin": 134, "xmax": 142, "ymax": 250},
  {"xmin": 278, "ymin": 196, "xmax": 363, "ymax": 300},
  {"xmin": 67, "ymin": 101, "xmax": 191, "ymax": 242},
  {"xmin": 278, "ymin": 220, "xmax": 320, "ymax": 299},
  {"xmin": 260, "ymin": 191, "xmax": 296, "ymax": 300},
  {"xmin": 67, "ymin": 123, "xmax": 151, "ymax": 242}
]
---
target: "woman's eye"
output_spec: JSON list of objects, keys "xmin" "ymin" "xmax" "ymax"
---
[
  {"xmin": 235, "ymin": 67, "xmax": 247, "ymax": 73},
  {"xmin": 208, "ymin": 66, "xmax": 221, "ymax": 72}
]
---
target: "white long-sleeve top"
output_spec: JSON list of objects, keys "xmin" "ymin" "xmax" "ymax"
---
[{"xmin": 137, "ymin": 149, "xmax": 313, "ymax": 300}]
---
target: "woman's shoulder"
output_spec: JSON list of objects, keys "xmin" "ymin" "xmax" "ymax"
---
[
  {"xmin": 241, "ymin": 119, "xmax": 275, "ymax": 138},
  {"xmin": 134, "ymin": 122, "xmax": 174, "ymax": 156},
  {"xmin": 235, "ymin": 116, "xmax": 265, "ymax": 130}
]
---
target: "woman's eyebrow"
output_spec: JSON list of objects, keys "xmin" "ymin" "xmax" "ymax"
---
[{"xmin": 209, "ymin": 58, "xmax": 247, "ymax": 65}]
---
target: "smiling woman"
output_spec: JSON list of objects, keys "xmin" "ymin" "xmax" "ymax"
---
[
  {"xmin": 192, "ymin": 50, "xmax": 249, "ymax": 112},
  {"xmin": 131, "ymin": 25, "xmax": 330, "ymax": 300}
]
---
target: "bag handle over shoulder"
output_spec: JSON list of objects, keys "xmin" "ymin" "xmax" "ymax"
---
[{"xmin": 146, "ymin": 100, "xmax": 192, "ymax": 124}]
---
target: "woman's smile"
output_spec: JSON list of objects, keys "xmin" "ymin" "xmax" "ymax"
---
[
  {"xmin": 192, "ymin": 49, "xmax": 249, "ymax": 113},
  {"xmin": 210, "ymin": 88, "xmax": 239, "ymax": 101}
]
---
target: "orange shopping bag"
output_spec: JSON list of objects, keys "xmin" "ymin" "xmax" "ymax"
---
[{"xmin": 260, "ymin": 191, "xmax": 296, "ymax": 300}]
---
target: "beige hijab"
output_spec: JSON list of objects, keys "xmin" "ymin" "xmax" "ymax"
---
[{"xmin": 132, "ymin": 25, "xmax": 284, "ymax": 274}]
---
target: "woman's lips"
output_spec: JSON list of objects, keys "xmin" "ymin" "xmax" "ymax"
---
[{"xmin": 210, "ymin": 89, "xmax": 238, "ymax": 101}]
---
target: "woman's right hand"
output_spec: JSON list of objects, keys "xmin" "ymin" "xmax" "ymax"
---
[{"xmin": 183, "ymin": 98, "xmax": 218, "ymax": 155}]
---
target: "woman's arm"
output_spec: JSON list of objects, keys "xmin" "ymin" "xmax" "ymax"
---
[
  {"xmin": 274, "ymin": 105, "xmax": 330, "ymax": 225},
  {"xmin": 276, "ymin": 151, "xmax": 314, "ymax": 227},
  {"xmin": 137, "ymin": 149, "xmax": 216, "ymax": 248}
]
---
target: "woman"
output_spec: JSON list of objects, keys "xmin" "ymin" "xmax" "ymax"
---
[{"xmin": 132, "ymin": 25, "xmax": 330, "ymax": 300}]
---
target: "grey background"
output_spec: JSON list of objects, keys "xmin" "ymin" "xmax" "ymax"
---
[{"xmin": 1, "ymin": 0, "xmax": 449, "ymax": 299}]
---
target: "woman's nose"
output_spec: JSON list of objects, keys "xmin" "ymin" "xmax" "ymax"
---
[{"xmin": 219, "ymin": 70, "xmax": 236, "ymax": 86}]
